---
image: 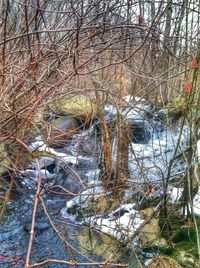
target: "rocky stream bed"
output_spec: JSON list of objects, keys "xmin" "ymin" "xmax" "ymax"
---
[{"xmin": 1, "ymin": 96, "xmax": 199, "ymax": 268}]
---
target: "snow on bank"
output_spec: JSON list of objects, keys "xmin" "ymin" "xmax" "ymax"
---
[
  {"xmin": 29, "ymin": 136, "xmax": 77, "ymax": 166},
  {"xmin": 61, "ymin": 185, "xmax": 144, "ymax": 242},
  {"xmin": 123, "ymin": 95, "xmax": 146, "ymax": 103},
  {"xmin": 169, "ymin": 186, "xmax": 200, "ymax": 216},
  {"xmin": 20, "ymin": 169, "xmax": 55, "ymax": 180},
  {"xmin": 61, "ymin": 185, "xmax": 109, "ymax": 221},
  {"xmin": 170, "ymin": 187, "xmax": 183, "ymax": 203},
  {"xmin": 88, "ymin": 204, "xmax": 143, "ymax": 242}
]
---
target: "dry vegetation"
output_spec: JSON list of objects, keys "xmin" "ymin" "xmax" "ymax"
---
[{"xmin": 0, "ymin": 0, "xmax": 200, "ymax": 267}]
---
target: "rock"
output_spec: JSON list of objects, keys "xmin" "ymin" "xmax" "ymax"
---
[
  {"xmin": 30, "ymin": 156, "xmax": 55, "ymax": 169},
  {"xmin": 104, "ymin": 105, "xmax": 117, "ymax": 123},
  {"xmin": 166, "ymin": 97, "xmax": 187, "ymax": 122},
  {"xmin": 0, "ymin": 143, "xmax": 33, "ymax": 175},
  {"xmin": 49, "ymin": 94, "xmax": 97, "ymax": 118},
  {"xmin": 139, "ymin": 208, "xmax": 160, "ymax": 246},
  {"xmin": 76, "ymin": 229, "xmax": 121, "ymax": 261},
  {"xmin": 46, "ymin": 116, "xmax": 79, "ymax": 148},
  {"xmin": 123, "ymin": 95, "xmax": 146, "ymax": 103},
  {"xmin": 177, "ymin": 251, "xmax": 200, "ymax": 268},
  {"xmin": 154, "ymin": 108, "xmax": 168, "ymax": 121},
  {"xmin": 153, "ymin": 237, "xmax": 168, "ymax": 247},
  {"xmin": 24, "ymin": 221, "xmax": 49, "ymax": 234},
  {"xmin": 147, "ymin": 256, "xmax": 182, "ymax": 268},
  {"xmin": 20, "ymin": 168, "xmax": 56, "ymax": 189},
  {"xmin": 52, "ymin": 116, "xmax": 78, "ymax": 131},
  {"xmin": 56, "ymin": 173, "xmax": 83, "ymax": 194}
]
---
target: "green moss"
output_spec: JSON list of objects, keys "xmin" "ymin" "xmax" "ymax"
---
[
  {"xmin": 157, "ymin": 207, "xmax": 200, "ymax": 266},
  {"xmin": 158, "ymin": 213, "xmax": 200, "ymax": 266},
  {"xmin": 142, "ymin": 245, "xmax": 159, "ymax": 253},
  {"xmin": 172, "ymin": 227, "xmax": 197, "ymax": 244},
  {"xmin": 49, "ymin": 94, "xmax": 97, "ymax": 118},
  {"xmin": 171, "ymin": 222, "xmax": 199, "ymax": 258},
  {"xmin": 166, "ymin": 97, "xmax": 188, "ymax": 116},
  {"xmin": 160, "ymin": 247, "xmax": 176, "ymax": 256},
  {"xmin": 159, "ymin": 207, "xmax": 184, "ymax": 239}
]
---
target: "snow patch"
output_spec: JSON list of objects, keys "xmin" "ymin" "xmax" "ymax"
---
[
  {"xmin": 87, "ymin": 206, "xmax": 143, "ymax": 241},
  {"xmin": 123, "ymin": 95, "xmax": 146, "ymax": 103},
  {"xmin": 20, "ymin": 169, "xmax": 54, "ymax": 180},
  {"xmin": 29, "ymin": 137, "xmax": 77, "ymax": 166},
  {"xmin": 170, "ymin": 187, "xmax": 183, "ymax": 203}
]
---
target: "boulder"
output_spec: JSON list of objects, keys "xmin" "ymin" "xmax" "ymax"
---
[
  {"xmin": 166, "ymin": 97, "xmax": 187, "ymax": 122},
  {"xmin": 44, "ymin": 116, "xmax": 79, "ymax": 148},
  {"xmin": 52, "ymin": 116, "xmax": 79, "ymax": 132},
  {"xmin": 0, "ymin": 143, "xmax": 33, "ymax": 175},
  {"xmin": 49, "ymin": 94, "xmax": 97, "ymax": 119},
  {"xmin": 139, "ymin": 208, "xmax": 161, "ymax": 246}
]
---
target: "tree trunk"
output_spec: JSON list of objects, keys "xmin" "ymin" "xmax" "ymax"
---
[
  {"xmin": 115, "ymin": 114, "xmax": 131, "ymax": 188},
  {"xmin": 100, "ymin": 118, "xmax": 114, "ymax": 190},
  {"xmin": 100, "ymin": 113, "xmax": 131, "ymax": 191}
]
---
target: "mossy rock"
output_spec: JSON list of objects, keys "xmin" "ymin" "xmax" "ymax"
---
[
  {"xmin": 159, "ymin": 210, "xmax": 200, "ymax": 266},
  {"xmin": 139, "ymin": 208, "xmax": 161, "ymax": 246},
  {"xmin": 0, "ymin": 140, "xmax": 34, "ymax": 176},
  {"xmin": 166, "ymin": 97, "xmax": 188, "ymax": 120},
  {"xmin": 45, "ymin": 116, "xmax": 79, "ymax": 147},
  {"xmin": 49, "ymin": 94, "xmax": 97, "ymax": 118},
  {"xmin": 76, "ymin": 228, "xmax": 122, "ymax": 261},
  {"xmin": 52, "ymin": 116, "xmax": 79, "ymax": 132},
  {"xmin": 147, "ymin": 256, "xmax": 182, "ymax": 268}
]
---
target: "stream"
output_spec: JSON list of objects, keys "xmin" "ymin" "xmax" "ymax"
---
[{"xmin": 0, "ymin": 104, "xmax": 189, "ymax": 268}]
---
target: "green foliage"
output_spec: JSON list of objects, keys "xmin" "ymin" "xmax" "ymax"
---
[
  {"xmin": 158, "ymin": 208, "xmax": 200, "ymax": 265},
  {"xmin": 159, "ymin": 207, "xmax": 184, "ymax": 239},
  {"xmin": 160, "ymin": 247, "xmax": 176, "ymax": 256},
  {"xmin": 166, "ymin": 97, "xmax": 187, "ymax": 113},
  {"xmin": 172, "ymin": 227, "xmax": 197, "ymax": 244}
]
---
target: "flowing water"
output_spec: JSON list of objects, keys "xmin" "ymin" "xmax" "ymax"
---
[{"xmin": 0, "ymin": 111, "xmax": 188, "ymax": 267}]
